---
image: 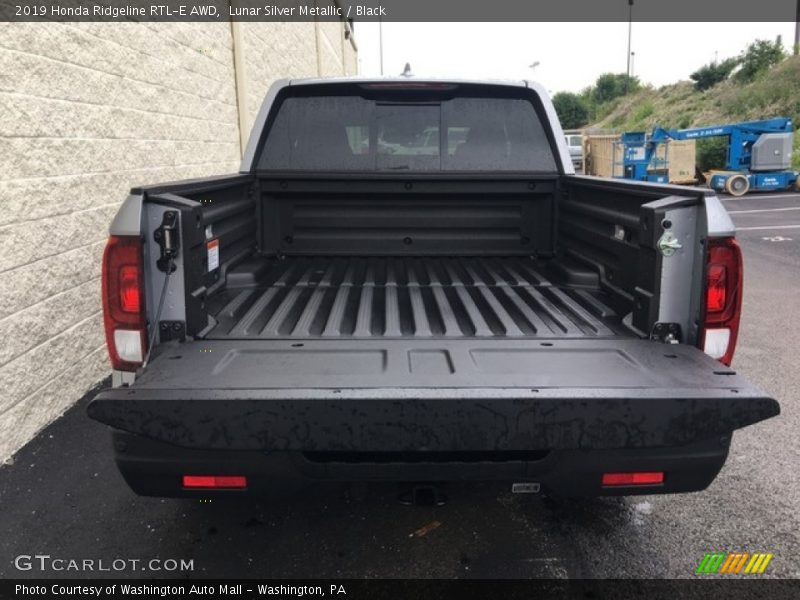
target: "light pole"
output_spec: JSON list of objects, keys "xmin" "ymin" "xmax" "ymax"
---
[
  {"xmin": 528, "ymin": 61, "xmax": 540, "ymax": 82},
  {"xmin": 795, "ymin": 0, "xmax": 799, "ymax": 55},
  {"xmin": 378, "ymin": 17, "xmax": 384, "ymax": 76},
  {"xmin": 630, "ymin": 51, "xmax": 636, "ymax": 78},
  {"xmin": 626, "ymin": 0, "xmax": 634, "ymax": 92}
]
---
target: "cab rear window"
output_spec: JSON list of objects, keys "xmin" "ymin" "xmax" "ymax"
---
[{"xmin": 257, "ymin": 95, "xmax": 557, "ymax": 172}]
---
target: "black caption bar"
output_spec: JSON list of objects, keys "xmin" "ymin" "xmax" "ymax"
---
[
  {"xmin": 0, "ymin": 0, "xmax": 797, "ymax": 22},
  {"xmin": 3, "ymin": 579, "xmax": 800, "ymax": 600}
]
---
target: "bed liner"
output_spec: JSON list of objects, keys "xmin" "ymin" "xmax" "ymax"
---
[{"xmin": 203, "ymin": 255, "xmax": 622, "ymax": 340}]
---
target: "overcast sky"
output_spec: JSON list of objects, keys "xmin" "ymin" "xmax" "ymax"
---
[{"xmin": 354, "ymin": 22, "xmax": 797, "ymax": 93}]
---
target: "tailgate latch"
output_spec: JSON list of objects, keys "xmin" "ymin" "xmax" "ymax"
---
[
  {"xmin": 657, "ymin": 231, "xmax": 683, "ymax": 257},
  {"xmin": 154, "ymin": 211, "xmax": 180, "ymax": 273},
  {"xmin": 650, "ymin": 322, "xmax": 682, "ymax": 344}
]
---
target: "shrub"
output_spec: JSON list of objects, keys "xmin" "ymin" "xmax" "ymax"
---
[
  {"xmin": 734, "ymin": 39, "xmax": 785, "ymax": 83},
  {"xmin": 592, "ymin": 73, "xmax": 641, "ymax": 104},
  {"xmin": 696, "ymin": 137, "xmax": 729, "ymax": 172},
  {"xmin": 552, "ymin": 92, "xmax": 590, "ymax": 129},
  {"xmin": 690, "ymin": 57, "xmax": 740, "ymax": 91}
]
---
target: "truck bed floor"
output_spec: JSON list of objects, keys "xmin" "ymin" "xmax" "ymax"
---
[{"xmin": 204, "ymin": 256, "xmax": 622, "ymax": 340}]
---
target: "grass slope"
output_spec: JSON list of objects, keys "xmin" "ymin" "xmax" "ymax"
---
[{"xmin": 592, "ymin": 55, "xmax": 800, "ymax": 169}]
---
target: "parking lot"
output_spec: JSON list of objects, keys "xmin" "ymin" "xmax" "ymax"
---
[{"xmin": 1, "ymin": 192, "xmax": 798, "ymax": 580}]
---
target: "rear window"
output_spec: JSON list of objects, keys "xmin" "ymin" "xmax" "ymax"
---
[{"xmin": 257, "ymin": 95, "xmax": 558, "ymax": 172}]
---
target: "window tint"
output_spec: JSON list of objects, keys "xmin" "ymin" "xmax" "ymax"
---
[
  {"xmin": 259, "ymin": 96, "xmax": 372, "ymax": 170},
  {"xmin": 257, "ymin": 94, "xmax": 557, "ymax": 172},
  {"xmin": 376, "ymin": 104, "xmax": 440, "ymax": 171},
  {"xmin": 442, "ymin": 98, "xmax": 556, "ymax": 171},
  {"xmin": 346, "ymin": 125, "xmax": 369, "ymax": 155}
]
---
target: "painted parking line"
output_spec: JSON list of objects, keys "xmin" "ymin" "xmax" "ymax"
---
[
  {"xmin": 727, "ymin": 207, "xmax": 800, "ymax": 214},
  {"xmin": 721, "ymin": 194, "xmax": 800, "ymax": 201},
  {"xmin": 735, "ymin": 224, "xmax": 800, "ymax": 231}
]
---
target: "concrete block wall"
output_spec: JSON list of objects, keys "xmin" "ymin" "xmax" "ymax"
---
[
  {"xmin": 236, "ymin": 21, "xmax": 357, "ymax": 136},
  {"xmin": 0, "ymin": 19, "xmax": 357, "ymax": 463},
  {"xmin": 239, "ymin": 22, "xmax": 319, "ymax": 136}
]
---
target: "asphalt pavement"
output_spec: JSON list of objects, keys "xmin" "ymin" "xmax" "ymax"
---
[{"xmin": 1, "ymin": 192, "xmax": 799, "ymax": 580}]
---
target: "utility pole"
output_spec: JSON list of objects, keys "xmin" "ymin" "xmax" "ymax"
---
[
  {"xmin": 626, "ymin": 0, "xmax": 634, "ymax": 92},
  {"xmin": 379, "ymin": 17, "xmax": 384, "ymax": 75},
  {"xmin": 795, "ymin": 0, "xmax": 799, "ymax": 55}
]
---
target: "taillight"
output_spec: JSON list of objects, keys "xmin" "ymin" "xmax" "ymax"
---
[
  {"xmin": 700, "ymin": 237, "xmax": 743, "ymax": 366},
  {"xmin": 102, "ymin": 236, "xmax": 147, "ymax": 371},
  {"xmin": 119, "ymin": 265, "xmax": 141, "ymax": 312},
  {"xmin": 602, "ymin": 471, "xmax": 664, "ymax": 486},
  {"xmin": 182, "ymin": 475, "xmax": 248, "ymax": 489},
  {"xmin": 706, "ymin": 264, "xmax": 726, "ymax": 312},
  {"xmin": 360, "ymin": 82, "xmax": 458, "ymax": 90}
]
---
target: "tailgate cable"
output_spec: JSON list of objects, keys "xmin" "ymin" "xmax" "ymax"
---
[
  {"xmin": 144, "ymin": 210, "xmax": 180, "ymax": 367},
  {"xmin": 143, "ymin": 257, "xmax": 173, "ymax": 367}
]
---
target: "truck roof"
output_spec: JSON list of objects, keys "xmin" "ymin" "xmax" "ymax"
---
[{"xmin": 285, "ymin": 76, "xmax": 531, "ymax": 88}]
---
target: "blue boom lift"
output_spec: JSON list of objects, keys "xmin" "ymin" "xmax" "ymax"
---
[{"xmin": 617, "ymin": 117, "xmax": 799, "ymax": 196}]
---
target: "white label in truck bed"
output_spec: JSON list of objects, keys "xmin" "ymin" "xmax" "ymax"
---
[{"xmin": 207, "ymin": 239, "xmax": 219, "ymax": 272}]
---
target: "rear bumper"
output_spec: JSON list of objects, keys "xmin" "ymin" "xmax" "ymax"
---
[{"xmin": 111, "ymin": 429, "xmax": 731, "ymax": 498}]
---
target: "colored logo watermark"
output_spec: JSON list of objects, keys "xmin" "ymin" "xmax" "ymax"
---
[{"xmin": 696, "ymin": 552, "xmax": 773, "ymax": 574}]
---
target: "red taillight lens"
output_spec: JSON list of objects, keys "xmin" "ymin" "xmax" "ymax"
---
[
  {"xmin": 706, "ymin": 264, "xmax": 726, "ymax": 312},
  {"xmin": 102, "ymin": 236, "xmax": 147, "ymax": 371},
  {"xmin": 360, "ymin": 83, "xmax": 458, "ymax": 90},
  {"xmin": 699, "ymin": 238, "xmax": 743, "ymax": 366},
  {"xmin": 119, "ymin": 265, "xmax": 141, "ymax": 313},
  {"xmin": 602, "ymin": 471, "xmax": 664, "ymax": 486},
  {"xmin": 182, "ymin": 475, "xmax": 248, "ymax": 489}
]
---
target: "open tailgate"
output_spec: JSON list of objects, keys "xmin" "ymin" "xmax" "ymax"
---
[{"xmin": 88, "ymin": 338, "xmax": 778, "ymax": 452}]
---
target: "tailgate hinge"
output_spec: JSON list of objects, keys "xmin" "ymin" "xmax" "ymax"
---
[
  {"xmin": 158, "ymin": 320, "xmax": 186, "ymax": 342},
  {"xmin": 650, "ymin": 322, "xmax": 682, "ymax": 344}
]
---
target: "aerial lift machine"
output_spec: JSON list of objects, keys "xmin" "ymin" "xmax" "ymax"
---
[{"xmin": 617, "ymin": 118, "xmax": 799, "ymax": 196}]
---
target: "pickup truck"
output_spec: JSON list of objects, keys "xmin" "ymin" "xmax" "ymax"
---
[
  {"xmin": 564, "ymin": 133, "xmax": 583, "ymax": 170},
  {"xmin": 88, "ymin": 78, "xmax": 779, "ymax": 499}
]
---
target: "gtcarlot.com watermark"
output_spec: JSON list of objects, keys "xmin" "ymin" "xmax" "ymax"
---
[{"xmin": 14, "ymin": 554, "xmax": 194, "ymax": 573}]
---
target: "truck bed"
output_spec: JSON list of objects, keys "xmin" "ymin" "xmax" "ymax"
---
[
  {"xmin": 203, "ymin": 256, "xmax": 622, "ymax": 340},
  {"xmin": 89, "ymin": 79, "xmax": 783, "ymax": 499}
]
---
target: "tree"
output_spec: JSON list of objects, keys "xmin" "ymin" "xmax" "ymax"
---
[
  {"xmin": 592, "ymin": 73, "xmax": 641, "ymax": 104},
  {"xmin": 690, "ymin": 57, "xmax": 741, "ymax": 91},
  {"xmin": 734, "ymin": 39, "xmax": 785, "ymax": 82},
  {"xmin": 552, "ymin": 92, "xmax": 589, "ymax": 129}
]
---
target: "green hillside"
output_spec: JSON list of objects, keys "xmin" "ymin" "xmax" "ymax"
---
[{"xmin": 591, "ymin": 54, "xmax": 800, "ymax": 169}]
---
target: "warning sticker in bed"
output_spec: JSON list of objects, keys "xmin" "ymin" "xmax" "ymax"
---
[{"xmin": 207, "ymin": 239, "xmax": 220, "ymax": 272}]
